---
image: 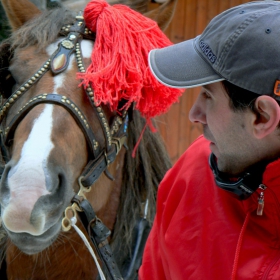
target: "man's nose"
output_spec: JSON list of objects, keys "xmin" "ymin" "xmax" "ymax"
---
[{"xmin": 189, "ymin": 95, "xmax": 207, "ymax": 124}]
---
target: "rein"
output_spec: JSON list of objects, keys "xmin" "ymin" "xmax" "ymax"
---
[{"xmin": 0, "ymin": 12, "xmax": 149, "ymax": 280}]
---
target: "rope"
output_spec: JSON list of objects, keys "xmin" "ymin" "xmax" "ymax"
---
[{"xmin": 70, "ymin": 216, "xmax": 106, "ymax": 280}]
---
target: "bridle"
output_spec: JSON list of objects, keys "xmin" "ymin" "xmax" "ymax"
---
[
  {"xmin": 0, "ymin": 14, "xmax": 128, "ymax": 187},
  {"xmin": 0, "ymin": 12, "xmax": 148, "ymax": 280}
]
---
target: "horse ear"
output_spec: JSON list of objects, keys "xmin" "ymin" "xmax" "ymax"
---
[
  {"xmin": 143, "ymin": 0, "xmax": 178, "ymax": 31},
  {"xmin": 1, "ymin": 0, "xmax": 41, "ymax": 31}
]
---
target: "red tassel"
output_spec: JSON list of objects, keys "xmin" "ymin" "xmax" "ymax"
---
[{"xmin": 78, "ymin": 0, "xmax": 183, "ymax": 122}]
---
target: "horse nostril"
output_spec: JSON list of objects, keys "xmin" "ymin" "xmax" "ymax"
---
[{"xmin": 0, "ymin": 165, "xmax": 11, "ymax": 208}]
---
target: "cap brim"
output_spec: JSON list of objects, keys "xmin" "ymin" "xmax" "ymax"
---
[{"xmin": 148, "ymin": 37, "xmax": 224, "ymax": 89}]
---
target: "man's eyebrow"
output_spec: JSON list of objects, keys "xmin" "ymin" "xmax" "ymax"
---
[{"xmin": 203, "ymin": 84, "xmax": 212, "ymax": 91}]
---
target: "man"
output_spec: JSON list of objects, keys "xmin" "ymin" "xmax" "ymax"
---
[{"xmin": 139, "ymin": 1, "xmax": 280, "ymax": 279}]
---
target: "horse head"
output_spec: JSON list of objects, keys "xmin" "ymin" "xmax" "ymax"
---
[{"xmin": 0, "ymin": 0, "xmax": 179, "ymax": 278}]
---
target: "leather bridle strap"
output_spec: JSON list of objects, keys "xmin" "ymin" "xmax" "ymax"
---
[
  {"xmin": 72, "ymin": 195, "xmax": 123, "ymax": 280},
  {"xmin": 80, "ymin": 131, "xmax": 127, "ymax": 187},
  {"xmin": 3, "ymin": 93, "xmax": 100, "ymax": 159},
  {"xmin": 2, "ymin": 93, "xmax": 128, "ymax": 187}
]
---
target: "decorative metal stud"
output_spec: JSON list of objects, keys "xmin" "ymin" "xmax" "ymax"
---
[
  {"xmin": 69, "ymin": 35, "xmax": 76, "ymax": 40},
  {"xmin": 76, "ymin": 15, "xmax": 84, "ymax": 20},
  {"xmin": 62, "ymin": 40, "xmax": 74, "ymax": 49}
]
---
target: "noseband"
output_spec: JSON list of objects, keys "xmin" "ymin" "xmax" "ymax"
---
[{"xmin": 0, "ymin": 13, "xmax": 145, "ymax": 280}]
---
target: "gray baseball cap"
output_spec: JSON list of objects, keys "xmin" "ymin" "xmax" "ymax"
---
[{"xmin": 149, "ymin": 1, "xmax": 280, "ymax": 96}]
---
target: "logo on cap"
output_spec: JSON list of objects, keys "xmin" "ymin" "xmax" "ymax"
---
[
  {"xmin": 199, "ymin": 41, "xmax": 217, "ymax": 64},
  {"xmin": 274, "ymin": 80, "xmax": 280, "ymax": 96}
]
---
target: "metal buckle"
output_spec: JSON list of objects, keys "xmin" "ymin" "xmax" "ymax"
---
[
  {"xmin": 112, "ymin": 135, "xmax": 127, "ymax": 155},
  {"xmin": 61, "ymin": 176, "xmax": 92, "ymax": 231}
]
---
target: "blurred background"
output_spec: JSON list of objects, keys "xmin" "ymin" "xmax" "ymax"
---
[{"xmin": 0, "ymin": 0, "xmax": 251, "ymax": 163}]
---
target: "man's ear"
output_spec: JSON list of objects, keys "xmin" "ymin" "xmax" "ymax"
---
[{"xmin": 253, "ymin": 96, "xmax": 280, "ymax": 139}]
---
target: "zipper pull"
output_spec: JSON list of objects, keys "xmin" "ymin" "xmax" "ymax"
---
[{"xmin": 257, "ymin": 184, "xmax": 267, "ymax": 216}]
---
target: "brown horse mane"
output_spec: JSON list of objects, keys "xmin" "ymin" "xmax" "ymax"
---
[
  {"xmin": 2, "ymin": 5, "xmax": 172, "ymax": 270},
  {"xmin": 112, "ymin": 110, "xmax": 171, "ymax": 266}
]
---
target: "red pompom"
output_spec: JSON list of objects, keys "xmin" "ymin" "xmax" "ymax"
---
[
  {"xmin": 78, "ymin": 0, "xmax": 183, "ymax": 121},
  {"xmin": 83, "ymin": 0, "xmax": 109, "ymax": 31}
]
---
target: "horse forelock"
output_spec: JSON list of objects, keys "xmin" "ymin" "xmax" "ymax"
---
[{"xmin": 9, "ymin": 8, "xmax": 75, "ymax": 51}]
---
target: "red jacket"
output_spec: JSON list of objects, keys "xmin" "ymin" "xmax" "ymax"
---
[{"xmin": 139, "ymin": 136, "xmax": 280, "ymax": 280}]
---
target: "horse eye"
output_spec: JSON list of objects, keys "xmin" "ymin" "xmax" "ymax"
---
[{"xmin": 0, "ymin": 69, "xmax": 16, "ymax": 99}]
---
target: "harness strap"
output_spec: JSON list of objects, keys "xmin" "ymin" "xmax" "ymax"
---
[
  {"xmin": 122, "ymin": 217, "xmax": 151, "ymax": 280},
  {"xmin": 50, "ymin": 13, "xmax": 85, "ymax": 75},
  {"xmin": 72, "ymin": 196, "xmax": 123, "ymax": 280},
  {"xmin": 3, "ymin": 93, "xmax": 101, "ymax": 159},
  {"xmin": 81, "ymin": 133, "xmax": 127, "ymax": 187}
]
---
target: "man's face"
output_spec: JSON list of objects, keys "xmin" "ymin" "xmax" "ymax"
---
[{"xmin": 189, "ymin": 82, "xmax": 263, "ymax": 176}]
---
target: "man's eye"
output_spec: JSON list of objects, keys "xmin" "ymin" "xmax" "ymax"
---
[{"xmin": 203, "ymin": 91, "xmax": 211, "ymax": 99}]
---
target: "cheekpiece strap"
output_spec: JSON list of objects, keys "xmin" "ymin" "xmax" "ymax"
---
[
  {"xmin": 50, "ymin": 13, "xmax": 86, "ymax": 74},
  {"xmin": 72, "ymin": 196, "xmax": 123, "ymax": 280}
]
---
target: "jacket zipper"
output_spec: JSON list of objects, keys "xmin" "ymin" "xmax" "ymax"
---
[{"xmin": 257, "ymin": 184, "xmax": 267, "ymax": 216}]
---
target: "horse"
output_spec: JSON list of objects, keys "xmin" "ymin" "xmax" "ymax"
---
[{"xmin": 0, "ymin": 0, "xmax": 180, "ymax": 279}]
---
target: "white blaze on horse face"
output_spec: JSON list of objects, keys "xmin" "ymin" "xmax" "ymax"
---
[
  {"xmin": 80, "ymin": 40, "xmax": 94, "ymax": 58},
  {"xmin": 3, "ymin": 105, "xmax": 54, "ymax": 235},
  {"xmin": 2, "ymin": 39, "xmax": 81, "ymax": 236}
]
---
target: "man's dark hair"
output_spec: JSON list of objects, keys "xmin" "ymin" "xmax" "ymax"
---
[
  {"xmin": 223, "ymin": 81, "xmax": 280, "ymax": 129},
  {"xmin": 222, "ymin": 81, "xmax": 259, "ymax": 112}
]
